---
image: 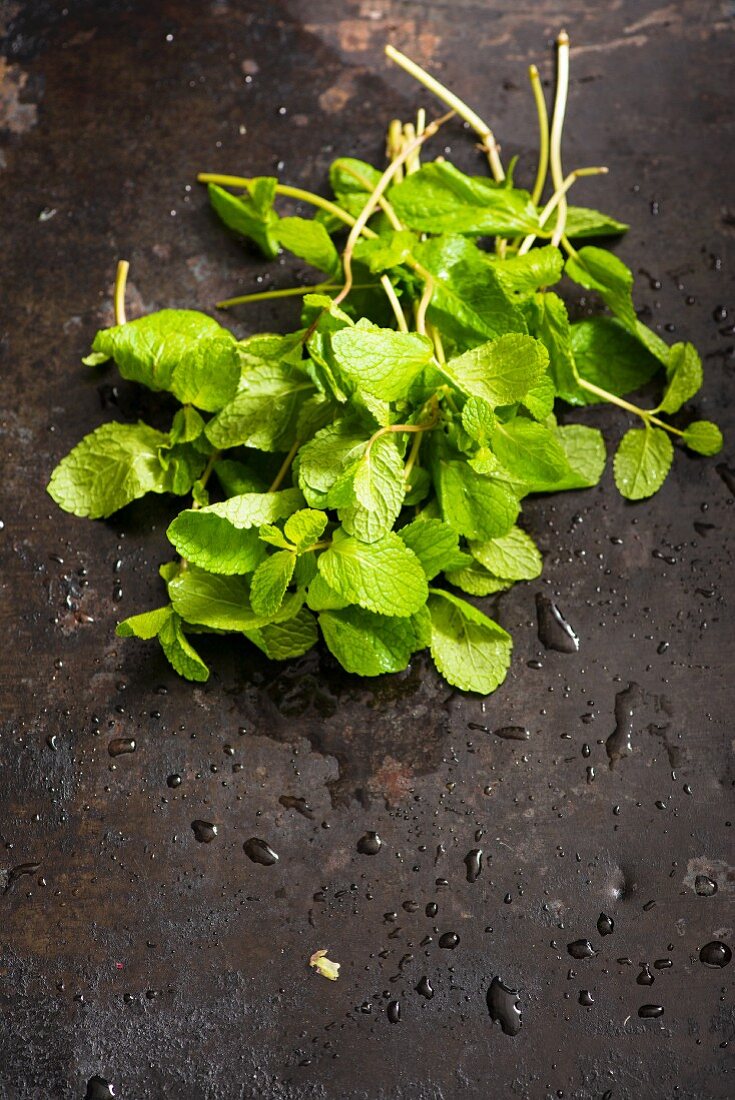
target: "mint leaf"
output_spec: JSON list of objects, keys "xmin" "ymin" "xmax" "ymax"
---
[
  {"xmin": 390, "ymin": 163, "xmax": 539, "ymax": 236},
  {"xmin": 427, "ymin": 589, "xmax": 512, "ymax": 694},
  {"xmin": 276, "ymin": 216, "xmax": 341, "ymax": 276},
  {"xmin": 613, "ymin": 426, "xmax": 674, "ymax": 500},
  {"xmin": 434, "ymin": 457, "xmax": 519, "ymax": 540},
  {"xmin": 328, "ymin": 157, "xmax": 382, "ymax": 219},
  {"xmin": 339, "ymin": 434, "xmax": 406, "ymax": 543},
  {"xmin": 658, "ymin": 342, "xmax": 703, "ymax": 414},
  {"xmin": 169, "ymin": 406, "xmax": 206, "ymax": 444},
  {"xmin": 47, "ymin": 421, "xmax": 200, "ymax": 519},
  {"xmin": 444, "ymin": 333, "xmax": 549, "ymax": 406},
  {"xmin": 250, "ymin": 550, "xmax": 296, "ymax": 616},
  {"xmin": 469, "ymin": 525, "xmax": 542, "ymax": 581},
  {"xmin": 305, "ymin": 572, "xmax": 350, "ymax": 611},
  {"xmin": 206, "ymin": 363, "xmax": 315, "ymax": 451},
  {"xmin": 89, "ymin": 310, "xmax": 241, "ymax": 411},
  {"xmin": 245, "ymin": 607, "xmax": 318, "ymax": 660},
  {"xmin": 492, "ymin": 245, "xmax": 563, "ymax": 296},
  {"xmin": 398, "ymin": 517, "xmax": 470, "ymax": 579},
  {"xmin": 521, "ymin": 373, "xmax": 556, "ymax": 421},
  {"xmin": 490, "ymin": 418, "xmax": 569, "ymax": 492},
  {"xmin": 208, "ymin": 180, "xmax": 280, "ymax": 259},
  {"xmin": 461, "ymin": 396, "xmax": 496, "ymax": 445},
  {"xmin": 319, "ymin": 605, "xmax": 430, "ymax": 675},
  {"xmin": 563, "ymin": 207, "xmax": 629, "ymax": 238},
  {"xmin": 565, "ymin": 246, "xmax": 637, "ymax": 331},
  {"xmin": 296, "ymin": 419, "xmax": 368, "ymax": 507},
  {"xmin": 682, "ymin": 420, "xmax": 723, "ymax": 456},
  {"xmin": 168, "ymin": 567, "xmax": 302, "ymax": 631},
  {"xmin": 445, "ymin": 561, "xmax": 512, "ymax": 596},
  {"xmin": 213, "ymin": 459, "xmax": 267, "ymax": 496},
  {"xmin": 167, "ymin": 489, "xmax": 303, "ymax": 574},
  {"xmin": 158, "ymin": 613, "xmax": 210, "ymax": 682},
  {"xmin": 553, "ymin": 424, "xmax": 607, "ymax": 489},
  {"xmin": 284, "ymin": 508, "xmax": 328, "ymax": 549},
  {"xmin": 353, "ymin": 229, "xmax": 417, "ymax": 273},
  {"xmin": 331, "ymin": 322, "xmax": 434, "ymax": 401},
  {"xmin": 116, "ymin": 605, "xmax": 173, "ymax": 639},
  {"xmin": 524, "ymin": 291, "xmax": 580, "ymax": 403},
  {"xmin": 317, "ymin": 528, "xmax": 427, "ymax": 616},
  {"xmin": 571, "ymin": 317, "xmax": 660, "ymax": 403}
]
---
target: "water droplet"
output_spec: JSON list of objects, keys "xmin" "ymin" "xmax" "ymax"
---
[
  {"xmin": 425, "ymin": 902, "xmax": 438, "ymax": 918},
  {"xmin": 4, "ymin": 862, "xmax": 42, "ymax": 892},
  {"xmin": 357, "ymin": 831, "xmax": 382, "ymax": 855},
  {"xmin": 487, "ymin": 977, "xmax": 522, "ymax": 1035},
  {"xmin": 243, "ymin": 837, "xmax": 279, "ymax": 865},
  {"xmin": 416, "ymin": 975, "xmax": 434, "ymax": 999},
  {"xmin": 606, "ymin": 682, "xmax": 642, "ymax": 766},
  {"xmin": 567, "ymin": 939, "xmax": 597, "ymax": 960},
  {"xmin": 464, "ymin": 848, "xmax": 483, "ymax": 883},
  {"xmin": 108, "ymin": 738, "xmax": 135, "ymax": 757},
  {"xmin": 654, "ymin": 958, "xmax": 672, "ymax": 970},
  {"xmin": 699, "ymin": 941, "xmax": 731, "ymax": 968},
  {"xmin": 597, "ymin": 912, "xmax": 614, "ymax": 936},
  {"xmin": 694, "ymin": 874, "xmax": 717, "ymax": 896},
  {"xmin": 166, "ymin": 773, "xmax": 182, "ymax": 788},
  {"xmin": 438, "ymin": 932, "xmax": 459, "ymax": 949},
  {"xmin": 191, "ymin": 820, "xmax": 218, "ymax": 843},
  {"xmin": 387, "ymin": 999, "xmax": 401, "ymax": 1023},
  {"xmin": 636, "ymin": 963, "xmax": 654, "ymax": 986},
  {"xmin": 713, "ymin": 305, "xmax": 728, "ymax": 322},
  {"xmin": 578, "ymin": 990, "xmax": 594, "ymax": 1006},
  {"xmin": 493, "ymin": 725, "xmax": 530, "ymax": 741},
  {"xmin": 536, "ymin": 594, "xmax": 580, "ymax": 653},
  {"xmin": 85, "ymin": 1078, "xmax": 115, "ymax": 1100},
  {"xmin": 638, "ymin": 1004, "xmax": 664, "ymax": 1019}
]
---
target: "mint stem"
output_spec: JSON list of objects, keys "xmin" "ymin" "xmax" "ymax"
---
[
  {"xmin": 576, "ymin": 377, "xmax": 685, "ymax": 436},
  {"xmin": 549, "ymin": 30, "xmax": 570, "ymax": 247},
  {"xmin": 114, "ymin": 260, "xmax": 129, "ymax": 325}
]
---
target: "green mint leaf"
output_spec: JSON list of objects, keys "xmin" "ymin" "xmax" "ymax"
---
[
  {"xmin": 319, "ymin": 605, "xmax": 430, "ymax": 676},
  {"xmin": 524, "ymin": 291, "xmax": 581, "ymax": 404},
  {"xmin": 167, "ymin": 489, "xmax": 303, "ymax": 574},
  {"xmin": 415, "ymin": 235, "xmax": 527, "ymax": 350},
  {"xmin": 563, "ymin": 207, "xmax": 629, "ymax": 238},
  {"xmin": 398, "ymin": 517, "xmax": 470, "ymax": 580},
  {"xmin": 317, "ymin": 528, "xmax": 428, "ymax": 616},
  {"xmin": 658, "ymin": 342, "xmax": 703, "ymax": 414},
  {"xmin": 553, "ymin": 424, "xmax": 607, "ymax": 489},
  {"xmin": 328, "ymin": 157, "xmax": 382, "ymax": 219},
  {"xmin": 613, "ymin": 426, "xmax": 673, "ymax": 500},
  {"xmin": 681, "ymin": 420, "xmax": 723, "ymax": 456},
  {"xmin": 283, "ymin": 508, "xmax": 329, "ymax": 549},
  {"xmin": 339, "ymin": 434, "xmax": 406, "ymax": 543},
  {"xmin": 208, "ymin": 180, "xmax": 280, "ymax": 259},
  {"xmin": 158, "ymin": 613, "xmax": 210, "ymax": 682},
  {"xmin": 390, "ymin": 162, "xmax": 540, "ymax": 236},
  {"xmin": 47, "ymin": 421, "xmax": 193, "ymax": 519},
  {"xmin": 490, "ymin": 418, "xmax": 570, "ymax": 492},
  {"xmin": 169, "ymin": 406, "xmax": 206, "ymax": 445},
  {"xmin": 331, "ymin": 322, "xmax": 434, "ymax": 402},
  {"xmin": 168, "ymin": 567, "xmax": 302, "ymax": 631},
  {"xmin": 206, "ymin": 363, "xmax": 315, "ymax": 451},
  {"xmin": 296, "ymin": 419, "xmax": 368, "ymax": 507},
  {"xmin": 444, "ymin": 561, "xmax": 512, "ymax": 596},
  {"xmin": 116, "ymin": 605, "xmax": 173, "ymax": 639},
  {"xmin": 444, "ymin": 333, "xmax": 549, "ymax": 406},
  {"xmin": 305, "ymin": 572, "xmax": 351, "ymax": 611},
  {"xmin": 276, "ymin": 216, "xmax": 341, "ymax": 276},
  {"xmin": 570, "ymin": 317, "xmax": 660, "ymax": 403},
  {"xmin": 353, "ymin": 229, "xmax": 417, "ymax": 273},
  {"xmin": 461, "ymin": 396, "xmax": 496, "ymax": 445},
  {"xmin": 245, "ymin": 607, "xmax": 318, "ymax": 660},
  {"xmin": 434, "ymin": 456, "xmax": 519, "ymax": 540},
  {"xmin": 521, "ymin": 373, "xmax": 556, "ymax": 421},
  {"xmin": 90, "ymin": 310, "xmax": 241, "ymax": 412},
  {"xmin": 492, "ymin": 245, "xmax": 563, "ymax": 296},
  {"xmin": 469, "ymin": 525, "xmax": 542, "ymax": 581},
  {"xmin": 259, "ymin": 524, "xmax": 293, "ymax": 550},
  {"xmin": 250, "ymin": 550, "xmax": 296, "ymax": 616},
  {"xmin": 564, "ymin": 246, "xmax": 637, "ymax": 331},
  {"xmin": 427, "ymin": 589, "xmax": 512, "ymax": 694},
  {"xmin": 213, "ymin": 459, "xmax": 267, "ymax": 497}
]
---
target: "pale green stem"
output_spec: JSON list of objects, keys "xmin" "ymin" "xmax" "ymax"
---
[
  {"xmin": 549, "ymin": 30, "xmax": 571, "ymax": 247},
  {"xmin": 427, "ymin": 320, "xmax": 446, "ymax": 364},
  {"xmin": 386, "ymin": 119, "xmax": 405, "ymax": 183},
  {"xmin": 415, "ymin": 274, "xmax": 434, "ymax": 335},
  {"xmin": 529, "ymin": 64, "xmax": 550, "ymax": 205},
  {"xmin": 333, "ymin": 111, "xmax": 453, "ymax": 310},
  {"xmin": 576, "ymin": 377, "xmax": 685, "ymax": 436},
  {"xmin": 197, "ymin": 173, "xmax": 360, "ymax": 230},
  {"xmin": 518, "ymin": 166, "xmax": 608, "ymax": 254},
  {"xmin": 114, "ymin": 260, "xmax": 129, "ymax": 325},
  {"xmin": 268, "ymin": 439, "xmax": 301, "ymax": 493},
  {"xmin": 385, "ymin": 44, "xmax": 505, "ymax": 181},
  {"xmin": 217, "ymin": 282, "xmax": 341, "ymax": 308},
  {"xmin": 380, "ymin": 275, "xmax": 409, "ymax": 332},
  {"xmin": 337, "ymin": 161, "xmax": 404, "ymax": 232}
]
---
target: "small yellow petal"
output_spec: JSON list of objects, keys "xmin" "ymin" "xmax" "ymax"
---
[{"xmin": 309, "ymin": 949, "xmax": 341, "ymax": 980}]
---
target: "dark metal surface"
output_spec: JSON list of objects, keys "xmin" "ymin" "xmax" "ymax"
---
[{"xmin": 1, "ymin": 2, "xmax": 734, "ymax": 1097}]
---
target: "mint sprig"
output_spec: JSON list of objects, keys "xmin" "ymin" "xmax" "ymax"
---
[{"xmin": 47, "ymin": 31, "xmax": 723, "ymax": 695}]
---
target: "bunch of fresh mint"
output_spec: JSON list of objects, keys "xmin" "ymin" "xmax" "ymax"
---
[{"xmin": 47, "ymin": 36, "xmax": 722, "ymax": 694}]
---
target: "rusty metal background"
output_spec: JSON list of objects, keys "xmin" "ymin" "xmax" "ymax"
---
[{"xmin": 1, "ymin": 1, "xmax": 733, "ymax": 1097}]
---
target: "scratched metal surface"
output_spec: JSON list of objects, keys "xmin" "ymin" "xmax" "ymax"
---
[{"xmin": 0, "ymin": 1, "xmax": 733, "ymax": 1097}]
